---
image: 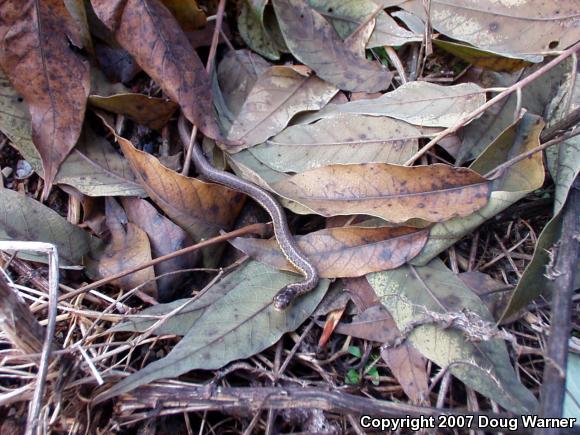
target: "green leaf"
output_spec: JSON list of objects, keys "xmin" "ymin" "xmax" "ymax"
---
[
  {"xmin": 96, "ymin": 261, "xmax": 329, "ymax": 402},
  {"xmin": 345, "ymin": 368, "xmax": 360, "ymax": 385},
  {"xmin": 348, "ymin": 345, "xmax": 362, "ymax": 358},
  {"xmin": 564, "ymin": 353, "xmax": 580, "ymax": 424},
  {"xmin": 367, "ymin": 259, "xmax": 538, "ymax": 413},
  {"xmin": 367, "ymin": 366, "xmax": 380, "ymax": 386}
]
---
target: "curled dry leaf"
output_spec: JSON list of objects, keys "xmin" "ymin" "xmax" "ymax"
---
[
  {"xmin": 305, "ymin": 82, "xmax": 486, "ymax": 128},
  {"xmin": 107, "ymin": 125, "xmax": 245, "ymax": 265},
  {"xmin": 0, "ymin": 0, "xmax": 90, "ymax": 191},
  {"xmin": 250, "ymin": 115, "xmax": 432, "ymax": 173},
  {"xmin": 402, "ymin": 0, "xmax": 580, "ymax": 58},
  {"xmin": 272, "ymin": 0, "xmax": 393, "ymax": 92},
  {"xmin": 95, "ymin": 261, "xmax": 329, "ymax": 402},
  {"xmin": 230, "ymin": 225, "xmax": 429, "ymax": 277},
  {"xmin": 308, "ymin": 0, "xmax": 421, "ymax": 48},
  {"xmin": 89, "ymin": 93, "xmax": 178, "ymax": 130},
  {"xmin": 238, "ymin": 0, "xmax": 281, "ymax": 60},
  {"xmin": 90, "ymin": 0, "xmax": 225, "ymax": 141},
  {"xmin": 433, "ymin": 40, "xmax": 532, "ymax": 73},
  {"xmin": 227, "ymin": 65, "xmax": 338, "ymax": 150},
  {"xmin": 273, "ymin": 163, "xmax": 491, "ymax": 223},
  {"xmin": 121, "ymin": 197, "xmax": 197, "ymax": 302},
  {"xmin": 0, "ymin": 188, "xmax": 93, "ymax": 266},
  {"xmin": 87, "ymin": 198, "xmax": 157, "ymax": 297},
  {"xmin": 160, "ymin": 0, "xmax": 206, "ymax": 31}
]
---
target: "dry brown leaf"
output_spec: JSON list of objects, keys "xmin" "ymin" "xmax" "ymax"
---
[
  {"xmin": 272, "ymin": 0, "xmax": 393, "ymax": 92},
  {"xmin": 160, "ymin": 0, "xmax": 206, "ymax": 31},
  {"xmin": 334, "ymin": 304, "xmax": 400, "ymax": 343},
  {"xmin": 380, "ymin": 343, "xmax": 430, "ymax": 405},
  {"xmin": 121, "ymin": 198, "xmax": 197, "ymax": 302},
  {"xmin": 91, "ymin": 0, "xmax": 225, "ymax": 141},
  {"xmin": 230, "ymin": 226, "xmax": 429, "ymax": 277},
  {"xmin": 88, "ymin": 198, "xmax": 157, "ymax": 297},
  {"xmin": 89, "ymin": 93, "xmax": 178, "ymax": 130},
  {"xmin": 0, "ymin": 0, "xmax": 90, "ymax": 192},
  {"xmin": 318, "ymin": 306, "xmax": 347, "ymax": 347},
  {"xmin": 109, "ymin": 128, "xmax": 245, "ymax": 265},
  {"xmin": 227, "ymin": 65, "xmax": 338, "ymax": 150},
  {"xmin": 273, "ymin": 164, "xmax": 491, "ymax": 223}
]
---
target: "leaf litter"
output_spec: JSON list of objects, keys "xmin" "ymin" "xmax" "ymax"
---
[{"xmin": 0, "ymin": 0, "xmax": 578, "ymax": 432}]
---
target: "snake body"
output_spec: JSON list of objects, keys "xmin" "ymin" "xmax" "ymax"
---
[{"xmin": 178, "ymin": 115, "xmax": 319, "ymax": 310}]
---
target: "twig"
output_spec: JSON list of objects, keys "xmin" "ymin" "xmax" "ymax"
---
[
  {"xmin": 536, "ymin": 178, "xmax": 579, "ymax": 434},
  {"xmin": 484, "ymin": 128, "xmax": 580, "ymax": 179},
  {"xmin": 0, "ymin": 242, "xmax": 59, "ymax": 435},
  {"xmin": 181, "ymin": 0, "xmax": 227, "ymax": 175},
  {"xmin": 115, "ymin": 384, "xmax": 517, "ymax": 427},
  {"xmin": 405, "ymin": 41, "xmax": 580, "ymax": 166},
  {"xmin": 58, "ymin": 223, "xmax": 270, "ymax": 302},
  {"xmin": 540, "ymin": 106, "xmax": 580, "ymax": 143}
]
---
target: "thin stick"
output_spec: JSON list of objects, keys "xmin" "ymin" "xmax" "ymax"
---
[
  {"xmin": 58, "ymin": 223, "xmax": 269, "ymax": 302},
  {"xmin": 405, "ymin": 41, "xmax": 580, "ymax": 166},
  {"xmin": 181, "ymin": 0, "xmax": 227, "ymax": 175},
  {"xmin": 0, "ymin": 242, "xmax": 59, "ymax": 435},
  {"xmin": 484, "ymin": 129, "xmax": 580, "ymax": 179}
]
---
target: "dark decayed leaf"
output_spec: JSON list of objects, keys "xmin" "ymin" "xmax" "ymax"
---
[
  {"xmin": 367, "ymin": 259, "xmax": 538, "ymax": 413},
  {"xmin": 90, "ymin": 0, "xmax": 225, "ymax": 141},
  {"xmin": 95, "ymin": 260, "xmax": 329, "ymax": 402},
  {"xmin": 0, "ymin": 0, "xmax": 90, "ymax": 191},
  {"xmin": 0, "ymin": 188, "xmax": 93, "ymax": 266},
  {"xmin": 272, "ymin": 0, "xmax": 393, "ymax": 92},
  {"xmin": 121, "ymin": 197, "xmax": 197, "ymax": 302},
  {"xmin": 230, "ymin": 225, "xmax": 429, "ymax": 277},
  {"xmin": 89, "ymin": 93, "xmax": 178, "ymax": 130},
  {"xmin": 87, "ymin": 198, "xmax": 157, "ymax": 297},
  {"xmin": 380, "ymin": 343, "xmax": 429, "ymax": 405}
]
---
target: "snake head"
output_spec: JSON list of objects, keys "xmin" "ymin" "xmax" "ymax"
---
[{"xmin": 273, "ymin": 283, "xmax": 301, "ymax": 311}]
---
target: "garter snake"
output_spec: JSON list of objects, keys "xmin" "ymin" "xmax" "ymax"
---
[{"xmin": 178, "ymin": 114, "xmax": 319, "ymax": 310}]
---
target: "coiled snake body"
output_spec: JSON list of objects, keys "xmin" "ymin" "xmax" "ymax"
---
[{"xmin": 178, "ymin": 115, "xmax": 319, "ymax": 310}]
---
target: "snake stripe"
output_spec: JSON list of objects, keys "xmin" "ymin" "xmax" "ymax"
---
[{"xmin": 178, "ymin": 115, "xmax": 319, "ymax": 309}]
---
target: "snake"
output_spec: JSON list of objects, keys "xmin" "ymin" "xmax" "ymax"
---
[{"xmin": 178, "ymin": 114, "xmax": 319, "ymax": 310}]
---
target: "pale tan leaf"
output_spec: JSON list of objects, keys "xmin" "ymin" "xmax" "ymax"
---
[
  {"xmin": 227, "ymin": 65, "xmax": 338, "ymax": 150},
  {"xmin": 304, "ymin": 82, "xmax": 486, "ymax": 127},
  {"xmin": 250, "ymin": 115, "xmax": 431, "ymax": 172},
  {"xmin": 401, "ymin": 0, "xmax": 580, "ymax": 58}
]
